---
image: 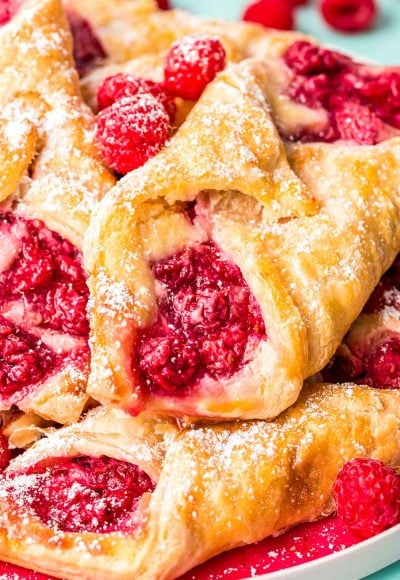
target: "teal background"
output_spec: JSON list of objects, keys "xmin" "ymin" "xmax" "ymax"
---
[
  {"xmin": 174, "ymin": 0, "xmax": 400, "ymax": 578},
  {"xmin": 174, "ymin": 0, "xmax": 400, "ymax": 64}
]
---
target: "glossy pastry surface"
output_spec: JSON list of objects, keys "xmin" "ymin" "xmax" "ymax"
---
[
  {"xmin": 0, "ymin": 383, "xmax": 398, "ymax": 579},
  {"xmin": 0, "ymin": 0, "xmax": 115, "ymax": 423},
  {"xmin": 85, "ymin": 58, "xmax": 400, "ymax": 420}
]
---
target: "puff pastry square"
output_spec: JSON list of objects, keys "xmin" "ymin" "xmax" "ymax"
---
[
  {"xmin": 85, "ymin": 58, "xmax": 400, "ymax": 420},
  {"xmin": 0, "ymin": 0, "xmax": 115, "ymax": 424},
  {"xmin": 0, "ymin": 383, "xmax": 398, "ymax": 579}
]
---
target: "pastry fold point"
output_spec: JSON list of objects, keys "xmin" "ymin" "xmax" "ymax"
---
[
  {"xmin": 85, "ymin": 59, "xmax": 400, "ymax": 421},
  {"xmin": 0, "ymin": 383, "xmax": 399, "ymax": 579},
  {"xmin": 0, "ymin": 0, "xmax": 115, "ymax": 247},
  {"xmin": 85, "ymin": 60, "xmax": 317, "ymax": 420}
]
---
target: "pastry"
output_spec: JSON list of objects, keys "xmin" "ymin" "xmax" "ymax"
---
[
  {"xmin": 1, "ymin": 409, "xmax": 55, "ymax": 449},
  {"xmin": 65, "ymin": 0, "xmax": 301, "ymax": 67},
  {"xmin": 322, "ymin": 252, "xmax": 400, "ymax": 389},
  {"xmin": 85, "ymin": 58, "xmax": 400, "ymax": 420},
  {"xmin": 0, "ymin": 382, "xmax": 398, "ymax": 579},
  {"xmin": 0, "ymin": 0, "xmax": 115, "ymax": 423}
]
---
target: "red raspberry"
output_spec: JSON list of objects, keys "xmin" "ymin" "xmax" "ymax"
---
[
  {"xmin": 334, "ymin": 458, "xmax": 400, "ymax": 538},
  {"xmin": 139, "ymin": 335, "xmax": 199, "ymax": 393},
  {"xmin": 156, "ymin": 0, "xmax": 170, "ymax": 8},
  {"xmin": 67, "ymin": 10, "xmax": 107, "ymax": 77},
  {"xmin": 0, "ymin": 433, "xmax": 10, "ymax": 471},
  {"xmin": 242, "ymin": 0, "xmax": 294, "ymax": 31},
  {"xmin": 334, "ymin": 101, "xmax": 382, "ymax": 144},
  {"xmin": 0, "ymin": 0, "xmax": 16, "ymax": 25},
  {"xmin": 95, "ymin": 94, "xmax": 171, "ymax": 174},
  {"xmin": 164, "ymin": 35, "xmax": 226, "ymax": 101},
  {"xmin": 97, "ymin": 73, "xmax": 176, "ymax": 121},
  {"xmin": 320, "ymin": 0, "xmax": 378, "ymax": 33},
  {"xmin": 284, "ymin": 41, "xmax": 344, "ymax": 76},
  {"xmin": 362, "ymin": 338, "xmax": 400, "ymax": 389}
]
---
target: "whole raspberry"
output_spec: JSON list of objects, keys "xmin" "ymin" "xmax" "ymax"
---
[
  {"xmin": 156, "ymin": 0, "xmax": 170, "ymax": 8},
  {"xmin": 334, "ymin": 458, "xmax": 400, "ymax": 538},
  {"xmin": 242, "ymin": 0, "xmax": 294, "ymax": 31},
  {"xmin": 320, "ymin": 0, "xmax": 378, "ymax": 33},
  {"xmin": 97, "ymin": 73, "xmax": 176, "ymax": 121},
  {"xmin": 164, "ymin": 35, "xmax": 226, "ymax": 101},
  {"xmin": 95, "ymin": 94, "xmax": 171, "ymax": 174},
  {"xmin": 0, "ymin": 433, "xmax": 10, "ymax": 471}
]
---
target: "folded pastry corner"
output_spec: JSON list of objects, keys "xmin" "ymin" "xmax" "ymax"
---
[
  {"xmin": 84, "ymin": 59, "xmax": 400, "ymax": 420},
  {"xmin": 0, "ymin": 382, "xmax": 398, "ymax": 579},
  {"xmin": 0, "ymin": 0, "xmax": 115, "ymax": 424}
]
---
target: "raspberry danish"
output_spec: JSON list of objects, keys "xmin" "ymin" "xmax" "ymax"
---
[
  {"xmin": 322, "ymin": 252, "xmax": 400, "ymax": 389},
  {"xmin": 85, "ymin": 60, "xmax": 400, "ymax": 420},
  {"xmin": 0, "ymin": 0, "xmax": 115, "ymax": 423},
  {"xmin": 0, "ymin": 383, "xmax": 398, "ymax": 579}
]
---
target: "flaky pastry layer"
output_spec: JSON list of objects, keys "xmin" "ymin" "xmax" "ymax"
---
[
  {"xmin": 85, "ymin": 59, "xmax": 400, "ymax": 420},
  {"xmin": 0, "ymin": 383, "xmax": 399, "ymax": 579}
]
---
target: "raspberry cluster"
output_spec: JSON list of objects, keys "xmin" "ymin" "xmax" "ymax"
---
[{"xmin": 95, "ymin": 36, "xmax": 226, "ymax": 174}]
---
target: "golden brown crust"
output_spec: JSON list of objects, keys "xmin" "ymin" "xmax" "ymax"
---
[
  {"xmin": 0, "ymin": 383, "xmax": 399, "ymax": 579},
  {"xmin": 0, "ymin": 119, "xmax": 37, "ymax": 203},
  {"xmin": 85, "ymin": 60, "xmax": 316, "ymax": 420},
  {"xmin": 85, "ymin": 60, "xmax": 400, "ymax": 420},
  {"xmin": 0, "ymin": 0, "xmax": 115, "ymax": 423},
  {"xmin": 0, "ymin": 0, "xmax": 115, "ymax": 248}
]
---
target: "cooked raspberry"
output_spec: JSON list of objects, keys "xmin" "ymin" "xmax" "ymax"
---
[
  {"xmin": 321, "ymin": 348, "xmax": 363, "ymax": 383},
  {"xmin": 153, "ymin": 246, "xmax": 196, "ymax": 289},
  {"xmin": 362, "ymin": 338, "xmax": 400, "ymax": 389},
  {"xmin": 95, "ymin": 94, "xmax": 170, "ymax": 174},
  {"xmin": 363, "ymin": 281, "xmax": 400, "ymax": 314},
  {"xmin": 0, "ymin": 317, "xmax": 54, "ymax": 395},
  {"xmin": 361, "ymin": 72, "xmax": 400, "ymax": 129},
  {"xmin": 11, "ymin": 455, "xmax": 155, "ymax": 533},
  {"xmin": 284, "ymin": 41, "xmax": 344, "ymax": 76},
  {"xmin": 283, "ymin": 41, "xmax": 400, "ymax": 143},
  {"xmin": 334, "ymin": 458, "xmax": 400, "ymax": 538},
  {"xmin": 164, "ymin": 35, "xmax": 226, "ymax": 101},
  {"xmin": 0, "ymin": 433, "xmax": 10, "ymax": 471},
  {"xmin": 0, "ymin": 0, "xmax": 16, "ymax": 25},
  {"xmin": 334, "ymin": 101, "xmax": 382, "ymax": 144},
  {"xmin": 242, "ymin": 0, "xmax": 294, "ymax": 31},
  {"xmin": 67, "ymin": 10, "xmax": 107, "ymax": 77},
  {"xmin": 11, "ymin": 242, "xmax": 55, "ymax": 292},
  {"xmin": 0, "ymin": 213, "xmax": 89, "ymax": 337},
  {"xmin": 0, "ymin": 213, "xmax": 89, "ymax": 404},
  {"xmin": 320, "ymin": 0, "xmax": 378, "ymax": 33},
  {"xmin": 45, "ymin": 284, "xmax": 89, "ymax": 336},
  {"xmin": 201, "ymin": 327, "xmax": 248, "ymax": 378},
  {"xmin": 97, "ymin": 73, "xmax": 176, "ymax": 121},
  {"xmin": 138, "ymin": 336, "xmax": 200, "ymax": 394},
  {"xmin": 134, "ymin": 240, "xmax": 266, "ymax": 395},
  {"xmin": 171, "ymin": 286, "xmax": 230, "ymax": 336}
]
